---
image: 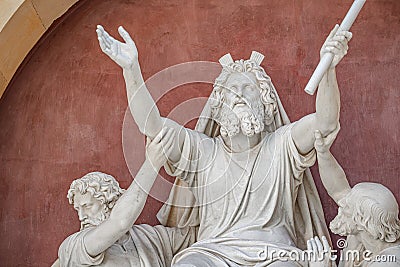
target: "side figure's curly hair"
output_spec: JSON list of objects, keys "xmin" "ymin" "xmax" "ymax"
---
[
  {"xmin": 67, "ymin": 172, "xmax": 125, "ymax": 213},
  {"xmin": 344, "ymin": 183, "xmax": 400, "ymax": 242}
]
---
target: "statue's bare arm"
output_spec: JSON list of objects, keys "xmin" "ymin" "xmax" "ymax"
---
[
  {"xmin": 96, "ymin": 25, "xmax": 184, "ymax": 162},
  {"xmin": 314, "ymin": 129, "xmax": 351, "ymax": 203},
  {"xmin": 83, "ymin": 128, "xmax": 176, "ymax": 257},
  {"xmin": 292, "ymin": 25, "xmax": 352, "ymax": 154}
]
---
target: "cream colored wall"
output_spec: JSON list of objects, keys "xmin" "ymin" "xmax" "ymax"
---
[{"xmin": 0, "ymin": 0, "xmax": 78, "ymax": 98}]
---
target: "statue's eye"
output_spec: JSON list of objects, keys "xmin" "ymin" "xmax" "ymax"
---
[
  {"xmin": 244, "ymin": 85, "xmax": 256, "ymax": 92},
  {"xmin": 230, "ymin": 85, "xmax": 238, "ymax": 91}
]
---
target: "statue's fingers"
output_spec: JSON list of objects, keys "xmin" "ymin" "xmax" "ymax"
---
[
  {"xmin": 336, "ymin": 41, "xmax": 347, "ymax": 54},
  {"xmin": 164, "ymin": 137, "xmax": 175, "ymax": 157},
  {"xmin": 96, "ymin": 25, "xmax": 110, "ymax": 42},
  {"xmin": 160, "ymin": 131, "xmax": 175, "ymax": 159},
  {"xmin": 326, "ymin": 46, "xmax": 341, "ymax": 55},
  {"xmin": 162, "ymin": 128, "xmax": 175, "ymax": 147},
  {"xmin": 164, "ymin": 132, "xmax": 175, "ymax": 148},
  {"xmin": 98, "ymin": 38, "xmax": 112, "ymax": 55},
  {"xmin": 325, "ymin": 131, "xmax": 338, "ymax": 146},
  {"xmin": 314, "ymin": 130, "xmax": 323, "ymax": 140},
  {"xmin": 322, "ymin": 47, "xmax": 332, "ymax": 55},
  {"xmin": 96, "ymin": 25, "xmax": 105, "ymax": 37},
  {"xmin": 322, "ymin": 236, "xmax": 330, "ymax": 252},
  {"xmin": 331, "ymin": 36, "xmax": 348, "ymax": 47},
  {"xmin": 340, "ymin": 31, "xmax": 353, "ymax": 41},
  {"xmin": 315, "ymin": 236, "xmax": 323, "ymax": 252},
  {"xmin": 331, "ymin": 36, "xmax": 349, "ymax": 53},
  {"xmin": 96, "ymin": 29, "xmax": 113, "ymax": 48},
  {"xmin": 103, "ymin": 32, "xmax": 115, "ymax": 47},
  {"xmin": 310, "ymin": 238, "xmax": 318, "ymax": 252},
  {"xmin": 332, "ymin": 34, "xmax": 347, "ymax": 42},
  {"xmin": 98, "ymin": 37, "xmax": 107, "ymax": 51},
  {"xmin": 307, "ymin": 239, "xmax": 312, "ymax": 251},
  {"xmin": 118, "ymin": 26, "xmax": 135, "ymax": 46},
  {"xmin": 327, "ymin": 24, "xmax": 340, "ymax": 40},
  {"xmin": 153, "ymin": 128, "xmax": 165, "ymax": 144},
  {"xmin": 326, "ymin": 41, "xmax": 345, "ymax": 52},
  {"xmin": 98, "ymin": 27, "xmax": 115, "ymax": 47}
]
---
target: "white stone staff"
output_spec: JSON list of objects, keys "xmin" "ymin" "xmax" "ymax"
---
[{"xmin": 304, "ymin": 0, "xmax": 366, "ymax": 95}]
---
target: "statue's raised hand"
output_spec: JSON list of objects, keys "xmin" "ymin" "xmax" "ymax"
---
[
  {"xmin": 96, "ymin": 25, "xmax": 138, "ymax": 69},
  {"xmin": 320, "ymin": 24, "xmax": 353, "ymax": 69}
]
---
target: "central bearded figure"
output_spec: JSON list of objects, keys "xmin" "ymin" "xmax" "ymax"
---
[{"xmin": 96, "ymin": 24, "xmax": 352, "ymax": 266}]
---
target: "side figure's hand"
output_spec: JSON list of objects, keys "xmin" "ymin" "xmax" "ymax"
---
[
  {"xmin": 307, "ymin": 236, "xmax": 332, "ymax": 267},
  {"xmin": 96, "ymin": 25, "xmax": 138, "ymax": 69},
  {"xmin": 320, "ymin": 24, "xmax": 353, "ymax": 69},
  {"xmin": 146, "ymin": 127, "xmax": 175, "ymax": 170},
  {"xmin": 314, "ymin": 125, "xmax": 340, "ymax": 154}
]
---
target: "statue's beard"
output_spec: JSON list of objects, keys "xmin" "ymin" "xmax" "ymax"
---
[
  {"xmin": 215, "ymin": 100, "xmax": 265, "ymax": 137},
  {"xmin": 80, "ymin": 210, "xmax": 108, "ymax": 230},
  {"xmin": 330, "ymin": 209, "xmax": 357, "ymax": 236}
]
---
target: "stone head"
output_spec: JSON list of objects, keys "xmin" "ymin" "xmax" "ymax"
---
[
  {"xmin": 67, "ymin": 172, "xmax": 125, "ymax": 230},
  {"xmin": 210, "ymin": 55, "xmax": 278, "ymax": 137},
  {"xmin": 330, "ymin": 182, "xmax": 400, "ymax": 243}
]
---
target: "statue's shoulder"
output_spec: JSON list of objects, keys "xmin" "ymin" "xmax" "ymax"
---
[
  {"xmin": 59, "ymin": 228, "xmax": 91, "ymax": 253},
  {"xmin": 266, "ymin": 123, "xmax": 296, "ymax": 138}
]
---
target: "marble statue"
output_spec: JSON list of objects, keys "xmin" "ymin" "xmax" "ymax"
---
[
  {"xmin": 307, "ymin": 236, "xmax": 332, "ymax": 267},
  {"xmin": 53, "ymin": 128, "xmax": 196, "ymax": 267},
  {"xmin": 95, "ymin": 24, "xmax": 352, "ymax": 266},
  {"xmin": 314, "ymin": 129, "xmax": 400, "ymax": 266}
]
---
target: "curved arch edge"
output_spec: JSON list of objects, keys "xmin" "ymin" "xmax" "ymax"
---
[{"xmin": 0, "ymin": 0, "xmax": 79, "ymax": 99}]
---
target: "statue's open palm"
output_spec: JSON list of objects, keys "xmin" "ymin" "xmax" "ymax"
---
[{"xmin": 96, "ymin": 25, "xmax": 138, "ymax": 69}]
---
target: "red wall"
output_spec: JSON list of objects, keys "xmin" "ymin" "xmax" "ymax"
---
[{"xmin": 0, "ymin": 0, "xmax": 399, "ymax": 265}]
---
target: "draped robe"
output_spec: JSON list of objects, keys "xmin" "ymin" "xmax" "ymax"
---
[{"xmin": 164, "ymin": 123, "xmax": 317, "ymax": 266}]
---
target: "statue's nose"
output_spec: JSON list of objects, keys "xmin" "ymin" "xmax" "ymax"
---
[
  {"xmin": 236, "ymin": 88, "xmax": 243, "ymax": 97},
  {"xmin": 78, "ymin": 210, "xmax": 87, "ymax": 221}
]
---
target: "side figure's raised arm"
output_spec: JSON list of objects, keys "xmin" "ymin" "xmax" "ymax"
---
[
  {"xmin": 83, "ymin": 127, "xmax": 176, "ymax": 257},
  {"xmin": 96, "ymin": 25, "xmax": 184, "ymax": 162},
  {"xmin": 314, "ymin": 128, "xmax": 351, "ymax": 203},
  {"xmin": 292, "ymin": 25, "xmax": 353, "ymax": 155}
]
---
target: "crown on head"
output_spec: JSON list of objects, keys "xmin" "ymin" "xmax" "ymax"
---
[{"xmin": 218, "ymin": 51, "xmax": 265, "ymax": 67}]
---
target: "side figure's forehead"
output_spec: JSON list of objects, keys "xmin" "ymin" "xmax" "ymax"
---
[{"xmin": 73, "ymin": 191, "xmax": 98, "ymax": 208}]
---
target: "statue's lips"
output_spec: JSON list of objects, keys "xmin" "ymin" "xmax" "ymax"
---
[{"xmin": 81, "ymin": 220, "xmax": 93, "ymax": 229}]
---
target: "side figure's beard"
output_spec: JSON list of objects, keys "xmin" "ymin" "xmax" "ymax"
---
[
  {"xmin": 216, "ymin": 100, "xmax": 265, "ymax": 137},
  {"xmin": 80, "ymin": 210, "xmax": 108, "ymax": 230},
  {"xmin": 330, "ymin": 209, "xmax": 357, "ymax": 236}
]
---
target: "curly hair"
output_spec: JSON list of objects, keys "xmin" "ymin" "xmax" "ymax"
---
[
  {"xmin": 210, "ymin": 59, "xmax": 278, "ymax": 128},
  {"xmin": 67, "ymin": 172, "xmax": 125, "ymax": 214},
  {"xmin": 343, "ymin": 183, "xmax": 400, "ymax": 242}
]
